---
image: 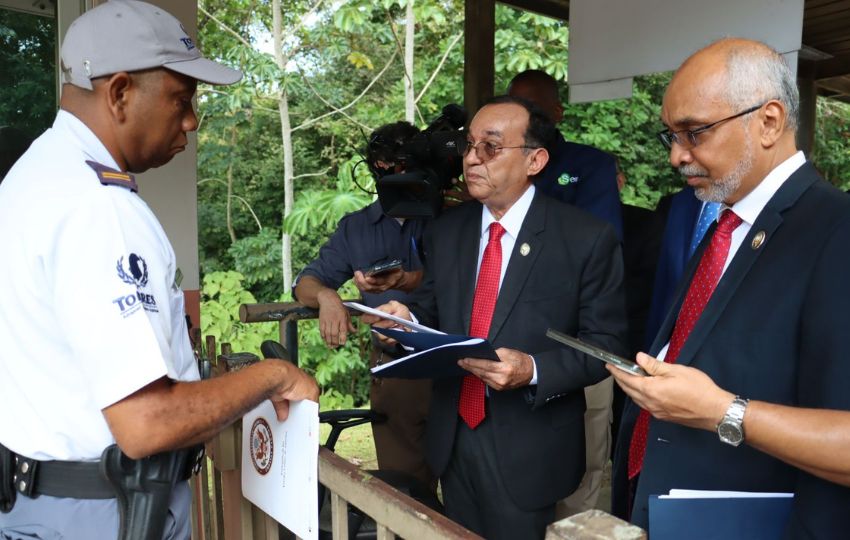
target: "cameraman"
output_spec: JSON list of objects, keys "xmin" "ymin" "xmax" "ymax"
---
[{"xmin": 293, "ymin": 121, "xmax": 435, "ymax": 493}]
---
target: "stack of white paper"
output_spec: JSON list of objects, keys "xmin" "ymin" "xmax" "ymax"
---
[{"xmin": 241, "ymin": 399, "xmax": 320, "ymax": 540}]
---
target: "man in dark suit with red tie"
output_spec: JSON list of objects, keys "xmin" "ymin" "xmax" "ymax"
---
[
  {"xmin": 610, "ymin": 38, "xmax": 850, "ymax": 538},
  {"xmin": 363, "ymin": 96, "xmax": 628, "ymax": 539}
]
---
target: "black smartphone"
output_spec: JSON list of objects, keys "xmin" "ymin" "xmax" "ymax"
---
[
  {"xmin": 546, "ymin": 328, "xmax": 648, "ymax": 376},
  {"xmin": 364, "ymin": 259, "xmax": 403, "ymax": 277}
]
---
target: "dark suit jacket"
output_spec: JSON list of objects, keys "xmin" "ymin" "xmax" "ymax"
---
[
  {"xmin": 535, "ymin": 132, "xmax": 624, "ymax": 240},
  {"xmin": 621, "ymin": 203, "xmax": 665, "ymax": 357},
  {"xmin": 644, "ymin": 187, "xmax": 702, "ymax": 349},
  {"xmin": 409, "ymin": 190, "xmax": 628, "ymax": 511},
  {"xmin": 612, "ymin": 163, "xmax": 850, "ymax": 538}
]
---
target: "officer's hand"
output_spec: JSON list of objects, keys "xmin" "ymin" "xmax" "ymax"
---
[
  {"xmin": 316, "ymin": 289, "xmax": 355, "ymax": 348},
  {"xmin": 458, "ymin": 348, "xmax": 533, "ymax": 391},
  {"xmin": 269, "ymin": 360, "xmax": 320, "ymax": 421}
]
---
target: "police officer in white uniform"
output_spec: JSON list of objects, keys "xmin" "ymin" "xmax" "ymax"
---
[{"xmin": 0, "ymin": 2, "xmax": 319, "ymax": 539}]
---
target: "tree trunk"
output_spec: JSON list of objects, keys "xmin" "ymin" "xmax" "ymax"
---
[
  {"xmin": 279, "ymin": 90, "xmax": 294, "ymax": 292},
  {"xmin": 273, "ymin": 0, "xmax": 294, "ymax": 292},
  {"xmin": 225, "ymin": 126, "xmax": 237, "ymax": 244},
  {"xmin": 404, "ymin": 0, "xmax": 415, "ymax": 123}
]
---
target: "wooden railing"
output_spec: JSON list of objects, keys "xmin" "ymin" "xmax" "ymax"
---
[
  {"xmin": 188, "ymin": 301, "xmax": 483, "ymax": 540},
  {"xmin": 190, "ymin": 301, "xmax": 646, "ymax": 539}
]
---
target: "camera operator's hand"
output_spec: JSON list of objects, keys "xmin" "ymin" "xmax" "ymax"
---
[
  {"xmin": 316, "ymin": 288, "xmax": 356, "ymax": 348},
  {"xmin": 353, "ymin": 268, "xmax": 423, "ymax": 294}
]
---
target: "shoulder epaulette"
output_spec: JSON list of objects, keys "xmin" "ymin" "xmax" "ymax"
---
[{"xmin": 86, "ymin": 160, "xmax": 138, "ymax": 193}]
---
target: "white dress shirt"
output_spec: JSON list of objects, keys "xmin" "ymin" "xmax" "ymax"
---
[{"xmin": 477, "ymin": 184, "xmax": 539, "ymax": 383}]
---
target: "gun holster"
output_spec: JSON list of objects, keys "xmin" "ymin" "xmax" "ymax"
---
[
  {"xmin": 100, "ymin": 444, "xmax": 203, "ymax": 540},
  {"xmin": 0, "ymin": 443, "xmax": 15, "ymax": 513}
]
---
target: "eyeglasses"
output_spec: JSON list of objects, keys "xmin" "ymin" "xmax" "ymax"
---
[
  {"xmin": 462, "ymin": 139, "xmax": 540, "ymax": 162},
  {"xmin": 657, "ymin": 102, "xmax": 767, "ymax": 150}
]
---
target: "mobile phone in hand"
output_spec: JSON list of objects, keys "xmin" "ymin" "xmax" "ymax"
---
[
  {"xmin": 546, "ymin": 329, "xmax": 648, "ymax": 376},
  {"xmin": 364, "ymin": 259, "xmax": 403, "ymax": 277}
]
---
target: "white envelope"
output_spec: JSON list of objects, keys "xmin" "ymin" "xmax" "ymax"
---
[{"xmin": 241, "ymin": 399, "xmax": 319, "ymax": 540}]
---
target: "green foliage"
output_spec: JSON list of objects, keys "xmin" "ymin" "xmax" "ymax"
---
[
  {"xmin": 227, "ymin": 227, "xmax": 283, "ymax": 300},
  {"xmin": 493, "ymin": 8, "xmax": 569, "ymax": 87},
  {"xmin": 812, "ymin": 97, "xmax": 850, "ymax": 190},
  {"xmin": 320, "ymin": 389, "xmax": 357, "ymax": 411},
  {"xmin": 201, "ymin": 271, "xmax": 280, "ymax": 354},
  {"xmin": 196, "ymin": 0, "xmax": 850, "ymax": 410},
  {"xmin": 201, "ymin": 270, "xmax": 372, "ymax": 407},
  {"xmin": 0, "ymin": 10, "xmax": 56, "ymax": 137},
  {"xmin": 285, "ymin": 155, "xmax": 374, "ymax": 235}
]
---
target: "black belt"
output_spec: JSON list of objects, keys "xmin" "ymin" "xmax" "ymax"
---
[
  {"xmin": 3, "ymin": 443, "xmax": 202, "ymax": 504},
  {"xmin": 13, "ymin": 453, "xmax": 114, "ymax": 499}
]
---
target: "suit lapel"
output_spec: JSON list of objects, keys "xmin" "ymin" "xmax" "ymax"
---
[
  {"xmin": 669, "ymin": 163, "xmax": 819, "ymax": 366},
  {"xmin": 487, "ymin": 191, "xmax": 546, "ymax": 341},
  {"xmin": 457, "ymin": 203, "xmax": 484, "ymax": 334}
]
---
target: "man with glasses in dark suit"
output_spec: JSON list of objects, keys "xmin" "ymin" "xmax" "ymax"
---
[
  {"xmin": 610, "ymin": 38, "xmax": 850, "ymax": 538},
  {"xmin": 364, "ymin": 95, "xmax": 628, "ymax": 539}
]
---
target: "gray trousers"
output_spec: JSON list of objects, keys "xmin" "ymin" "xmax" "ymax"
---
[
  {"xmin": 557, "ymin": 377, "xmax": 614, "ymax": 517},
  {"xmin": 0, "ymin": 481, "xmax": 191, "ymax": 540}
]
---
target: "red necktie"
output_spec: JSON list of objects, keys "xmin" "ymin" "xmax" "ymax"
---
[
  {"xmin": 458, "ymin": 222, "xmax": 506, "ymax": 429},
  {"xmin": 627, "ymin": 210, "xmax": 743, "ymax": 478}
]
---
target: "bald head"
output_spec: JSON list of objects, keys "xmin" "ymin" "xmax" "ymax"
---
[
  {"xmin": 673, "ymin": 38, "xmax": 799, "ymax": 132},
  {"xmin": 661, "ymin": 38, "xmax": 800, "ymax": 205},
  {"xmin": 507, "ymin": 69, "xmax": 564, "ymax": 123}
]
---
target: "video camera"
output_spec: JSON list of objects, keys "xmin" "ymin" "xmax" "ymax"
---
[{"xmin": 367, "ymin": 104, "xmax": 467, "ymax": 219}]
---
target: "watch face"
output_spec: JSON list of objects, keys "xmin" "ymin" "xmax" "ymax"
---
[{"xmin": 718, "ymin": 422, "xmax": 744, "ymax": 445}]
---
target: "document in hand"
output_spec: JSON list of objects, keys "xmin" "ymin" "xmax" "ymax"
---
[
  {"xmin": 649, "ymin": 489, "xmax": 793, "ymax": 540},
  {"xmin": 370, "ymin": 326, "xmax": 499, "ymax": 379},
  {"xmin": 343, "ymin": 301, "xmax": 444, "ymax": 334},
  {"xmin": 241, "ymin": 399, "xmax": 320, "ymax": 540}
]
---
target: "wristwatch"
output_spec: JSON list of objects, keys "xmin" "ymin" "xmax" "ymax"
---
[{"xmin": 717, "ymin": 396, "xmax": 749, "ymax": 446}]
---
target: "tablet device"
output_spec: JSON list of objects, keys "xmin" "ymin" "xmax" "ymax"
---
[
  {"xmin": 364, "ymin": 259, "xmax": 402, "ymax": 277},
  {"xmin": 546, "ymin": 328, "xmax": 648, "ymax": 376}
]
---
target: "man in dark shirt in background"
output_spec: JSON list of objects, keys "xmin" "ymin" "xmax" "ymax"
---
[{"xmin": 293, "ymin": 121, "xmax": 435, "ymax": 493}]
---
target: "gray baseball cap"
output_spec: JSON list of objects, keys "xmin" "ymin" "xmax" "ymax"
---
[{"xmin": 61, "ymin": 0, "xmax": 242, "ymax": 90}]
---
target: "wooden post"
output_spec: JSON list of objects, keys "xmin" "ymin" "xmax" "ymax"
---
[
  {"xmin": 377, "ymin": 524, "xmax": 396, "ymax": 540},
  {"xmin": 331, "ymin": 492, "xmax": 350, "ymax": 539},
  {"xmin": 464, "ymin": 0, "xmax": 495, "ymax": 116},
  {"xmin": 545, "ymin": 509, "xmax": 646, "ymax": 540}
]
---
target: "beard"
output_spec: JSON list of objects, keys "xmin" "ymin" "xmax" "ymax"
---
[{"xmin": 679, "ymin": 134, "xmax": 753, "ymax": 203}]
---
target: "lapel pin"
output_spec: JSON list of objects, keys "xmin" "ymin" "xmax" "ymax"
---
[
  {"xmin": 751, "ymin": 231, "xmax": 766, "ymax": 250},
  {"xmin": 520, "ymin": 243, "xmax": 531, "ymax": 256}
]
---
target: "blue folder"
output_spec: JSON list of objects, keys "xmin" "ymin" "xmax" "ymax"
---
[
  {"xmin": 370, "ymin": 327, "xmax": 498, "ymax": 379},
  {"xmin": 649, "ymin": 494, "xmax": 793, "ymax": 540}
]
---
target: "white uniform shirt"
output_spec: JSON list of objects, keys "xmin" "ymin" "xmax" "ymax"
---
[{"xmin": 0, "ymin": 110, "xmax": 199, "ymax": 461}]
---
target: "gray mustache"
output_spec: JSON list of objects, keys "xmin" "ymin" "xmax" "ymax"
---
[{"xmin": 679, "ymin": 164, "xmax": 708, "ymax": 177}]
